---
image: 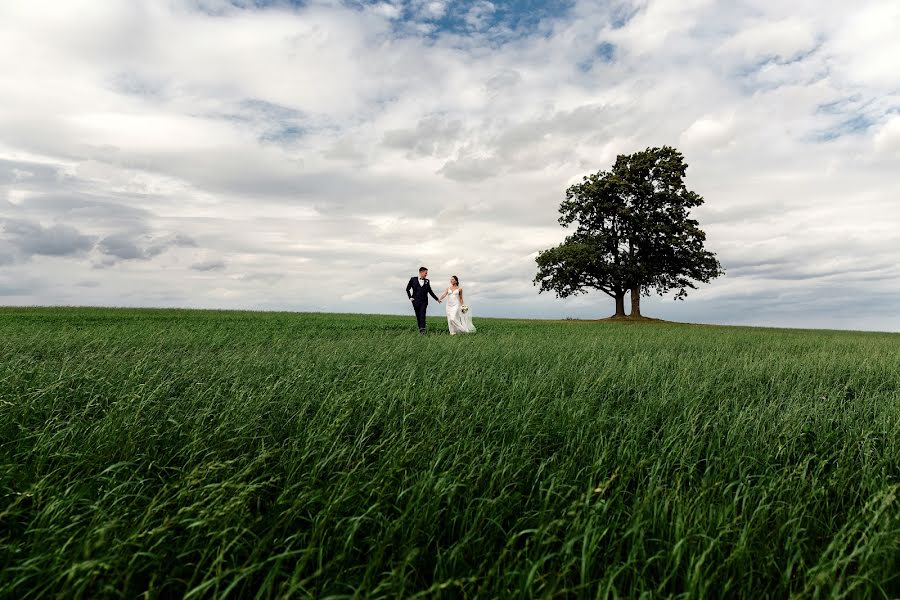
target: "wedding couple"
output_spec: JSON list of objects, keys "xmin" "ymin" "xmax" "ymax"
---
[{"xmin": 406, "ymin": 267, "xmax": 476, "ymax": 336}]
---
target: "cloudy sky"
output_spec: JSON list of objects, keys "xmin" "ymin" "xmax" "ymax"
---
[{"xmin": 2, "ymin": 0, "xmax": 899, "ymax": 331}]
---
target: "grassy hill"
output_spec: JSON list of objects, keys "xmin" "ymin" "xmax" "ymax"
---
[{"xmin": 1, "ymin": 307, "xmax": 898, "ymax": 598}]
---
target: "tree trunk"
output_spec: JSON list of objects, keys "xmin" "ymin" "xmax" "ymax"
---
[
  {"xmin": 613, "ymin": 293, "xmax": 626, "ymax": 318},
  {"xmin": 630, "ymin": 287, "xmax": 642, "ymax": 319}
]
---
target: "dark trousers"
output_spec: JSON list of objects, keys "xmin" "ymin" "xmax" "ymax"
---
[{"xmin": 413, "ymin": 300, "xmax": 427, "ymax": 332}]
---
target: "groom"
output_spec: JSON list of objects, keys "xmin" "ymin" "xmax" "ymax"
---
[{"xmin": 406, "ymin": 266, "xmax": 440, "ymax": 335}]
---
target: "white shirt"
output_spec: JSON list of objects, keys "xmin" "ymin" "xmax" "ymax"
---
[{"xmin": 418, "ymin": 278, "xmax": 425, "ymax": 287}]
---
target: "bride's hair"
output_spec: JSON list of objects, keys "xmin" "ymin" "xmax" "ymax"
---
[{"xmin": 451, "ymin": 276, "xmax": 459, "ymax": 285}]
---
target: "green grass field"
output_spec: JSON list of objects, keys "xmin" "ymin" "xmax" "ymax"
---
[{"xmin": 1, "ymin": 307, "xmax": 899, "ymax": 598}]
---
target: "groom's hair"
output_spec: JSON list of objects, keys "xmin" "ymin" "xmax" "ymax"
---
[{"xmin": 419, "ymin": 267, "xmax": 428, "ymax": 273}]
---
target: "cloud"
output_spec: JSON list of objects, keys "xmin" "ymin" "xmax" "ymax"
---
[
  {"xmin": 718, "ymin": 17, "xmax": 818, "ymax": 64},
  {"xmin": 1, "ymin": 0, "xmax": 899, "ymax": 330},
  {"xmin": 438, "ymin": 155, "xmax": 500, "ymax": 182},
  {"xmin": 484, "ymin": 69, "xmax": 522, "ymax": 96},
  {"xmin": 421, "ymin": 1, "xmax": 448, "ymax": 19},
  {"xmin": 382, "ymin": 116, "xmax": 464, "ymax": 158},
  {"xmin": 874, "ymin": 116, "xmax": 900, "ymax": 155},
  {"xmin": 191, "ymin": 258, "xmax": 227, "ymax": 271},
  {"xmin": 97, "ymin": 232, "xmax": 196, "ymax": 263},
  {"xmin": 371, "ymin": 2, "xmax": 402, "ymax": 20},
  {"xmin": 827, "ymin": 2, "xmax": 900, "ymax": 89},
  {"xmin": 1, "ymin": 219, "xmax": 95, "ymax": 258},
  {"xmin": 464, "ymin": 1, "xmax": 497, "ymax": 30},
  {"xmin": 96, "ymin": 235, "xmax": 147, "ymax": 261},
  {"xmin": 235, "ymin": 272, "xmax": 283, "ymax": 284},
  {"xmin": 680, "ymin": 114, "xmax": 735, "ymax": 150}
]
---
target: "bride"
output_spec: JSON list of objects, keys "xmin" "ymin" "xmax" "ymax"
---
[{"xmin": 439, "ymin": 276, "xmax": 476, "ymax": 335}]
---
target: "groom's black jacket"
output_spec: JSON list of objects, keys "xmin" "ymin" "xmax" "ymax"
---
[{"xmin": 407, "ymin": 277, "xmax": 440, "ymax": 304}]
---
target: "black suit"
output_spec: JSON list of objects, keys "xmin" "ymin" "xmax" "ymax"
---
[{"xmin": 406, "ymin": 276, "xmax": 440, "ymax": 333}]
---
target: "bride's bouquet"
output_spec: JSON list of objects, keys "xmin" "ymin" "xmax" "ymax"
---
[{"xmin": 459, "ymin": 304, "xmax": 475, "ymax": 333}]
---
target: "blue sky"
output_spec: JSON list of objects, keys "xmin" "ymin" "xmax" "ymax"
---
[
  {"xmin": 198, "ymin": 0, "xmax": 579, "ymax": 41},
  {"xmin": 237, "ymin": 0, "xmax": 577, "ymax": 32},
  {"xmin": 1, "ymin": 0, "xmax": 900, "ymax": 330}
]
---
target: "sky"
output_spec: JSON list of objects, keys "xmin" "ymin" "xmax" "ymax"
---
[{"xmin": 1, "ymin": 0, "xmax": 899, "ymax": 331}]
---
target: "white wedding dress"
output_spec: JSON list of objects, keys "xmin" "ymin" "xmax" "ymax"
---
[{"xmin": 445, "ymin": 288, "xmax": 476, "ymax": 334}]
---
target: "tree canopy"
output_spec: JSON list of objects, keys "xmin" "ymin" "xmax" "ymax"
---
[{"xmin": 534, "ymin": 146, "xmax": 723, "ymax": 318}]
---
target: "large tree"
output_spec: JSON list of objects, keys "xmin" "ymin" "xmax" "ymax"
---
[{"xmin": 534, "ymin": 146, "xmax": 722, "ymax": 318}]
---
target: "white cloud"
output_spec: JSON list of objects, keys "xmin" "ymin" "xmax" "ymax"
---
[
  {"xmin": 1, "ymin": 0, "xmax": 899, "ymax": 330},
  {"xmin": 606, "ymin": 0, "xmax": 716, "ymax": 55},
  {"xmin": 680, "ymin": 114, "xmax": 736, "ymax": 151},
  {"xmin": 424, "ymin": 1, "xmax": 448, "ymax": 19},
  {"xmin": 371, "ymin": 3, "xmax": 403, "ymax": 20},
  {"xmin": 874, "ymin": 116, "xmax": 900, "ymax": 155},
  {"xmin": 827, "ymin": 1, "xmax": 900, "ymax": 88},
  {"xmin": 718, "ymin": 17, "xmax": 818, "ymax": 63},
  {"xmin": 464, "ymin": 1, "xmax": 497, "ymax": 30}
]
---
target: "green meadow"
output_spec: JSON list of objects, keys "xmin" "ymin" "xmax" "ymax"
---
[{"xmin": 1, "ymin": 307, "xmax": 898, "ymax": 598}]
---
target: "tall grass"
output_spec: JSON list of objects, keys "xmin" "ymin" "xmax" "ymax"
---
[{"xmin": 1, "ymin": 307, "xmax": 898, "ymax": 598}]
